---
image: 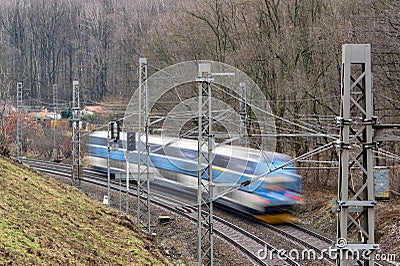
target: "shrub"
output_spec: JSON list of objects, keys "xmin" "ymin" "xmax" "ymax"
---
[{"xmin": 0, "ymin": 132, "xmax": 10, "ymax": 157}]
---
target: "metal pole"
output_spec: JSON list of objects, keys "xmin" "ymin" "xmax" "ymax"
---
[
  {"xmin": 107, "ymin": 122, "xmax": 111, "ymax": 208},
  {"xmin": 336, "ymin": 44, "xmax": 378, "ymax": 266},
  {"xmin": 137, "ymin": 58, "xmax": 151, "ymax": 233},
  {"xmin": 71, "ymin": 81, "xmax": 81, "ymax": 187},
  {"xmin": 119, "ymin": 174, "xmax": 122, "ymax": 211},
  {"xmin": 197, "ymin": 74, "xmax": 202, "ymax": 266},
  {"xmin": 207, "ymin": 73, "xmax": 214, "ymax": 266},
  {"xmin": 126, "ymin": 132, "xmax": 135, "ymax": 214},
  {"xmin": 126, "ymin": 158, "xmax": 129, "ymax": 213},
  {"xmin": 53, "ymin": 84, "xmax": 58, "ymax": 161},
  {"xmin": 197, "ymin": 63, "xmax": 214, "ymax": 266},
  {"xmin": 16, "ymin": 82, "xmax": 23, "ymax": 159},
  {"xmin": 239, "ymin": 82, "xmax": 248, "ymax": 147}
]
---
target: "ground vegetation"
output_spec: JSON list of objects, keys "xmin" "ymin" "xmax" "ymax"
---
[{"xmin": 0, "ymin": 156, "xmax": 171, "ymax": 265}]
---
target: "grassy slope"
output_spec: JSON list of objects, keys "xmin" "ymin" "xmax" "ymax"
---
[{"xmin": 0, "ymin": 157, "xmax": 171, "ymax": 265}]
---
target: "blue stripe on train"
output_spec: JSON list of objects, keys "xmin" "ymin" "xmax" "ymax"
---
[{"xmin": 88, "ymin": 145, "xmax": 299, "ymax": 200}]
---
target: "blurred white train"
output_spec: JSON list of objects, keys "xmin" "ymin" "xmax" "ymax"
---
[{"xmin": 86, "ymin": 131, "xmax": 303, "ymax": 223}]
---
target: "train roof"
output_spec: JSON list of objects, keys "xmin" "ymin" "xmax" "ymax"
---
[{"xmin": 89, "ymin": 131, "xmax": 292, "ymax": 163}]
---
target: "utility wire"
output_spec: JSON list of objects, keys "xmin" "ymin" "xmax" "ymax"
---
[
  {"xmin": 374, "ymin": 148, "xmax": 400, "ymax": 162},
  {"xmin": 211, "ymin": 83, "xmax": 333, "ymax": 134},
  {"xmin": 214, "ymin": 141, "xmax": 336, "ymax": 200},
  {"xmin": 211, "ymin": 83, "xmax": 339, "ymax": 140}
]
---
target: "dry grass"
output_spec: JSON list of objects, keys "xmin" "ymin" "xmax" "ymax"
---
[{"xmin": 0, "ymin": 156, "xmax": 172, "ymax": 266}]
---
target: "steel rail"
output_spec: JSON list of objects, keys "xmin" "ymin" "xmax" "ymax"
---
[{"xmin": 24, "ymin": 159, "xmax": 385, "ymax": 266}]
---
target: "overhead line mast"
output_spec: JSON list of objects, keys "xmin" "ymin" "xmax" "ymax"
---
[
  {"xmin": 197, "ymin": 63, "xmax": 214, "ymax": 266},
  {"xmin": 53, "ymin": 84, "xmax": 58, "ymax": 162},
  {"xmin": 71, "ymin": 80, "xmax": 82, "ymax": 188},
  {"xmin": 335, "ymin": 44, "xmax": 378, "ymax": 266},
  {"xmin": 137, "ymin": 58, "xmax": 151, "ymax": 233},
  {"xmin": 16, "ymin": 82, "xmax": 23, "ymax": 159}
]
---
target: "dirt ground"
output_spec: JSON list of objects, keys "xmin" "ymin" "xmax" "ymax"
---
[{"xmin": 297, "ymin": 189, "xmax": 400, "ymax": 264}]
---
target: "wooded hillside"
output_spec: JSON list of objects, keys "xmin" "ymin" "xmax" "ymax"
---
[
  {"xmin": 0, "ymin": 0, "xmax": 398, "ymax": 112},
  {"xmin": 0, "ymin": 0, "xmax": 399, "ymax": 190}
]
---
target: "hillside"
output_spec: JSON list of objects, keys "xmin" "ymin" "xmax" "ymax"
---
[{"xmin": 0, "ymin": 157, "xmax": 171, "ymax": 265}]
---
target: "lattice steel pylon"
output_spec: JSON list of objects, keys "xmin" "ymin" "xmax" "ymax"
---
[
  {"xmin": 16, "ymin": 82, "xmax": 23, "ymax": 159},
  {"xmin": 238, "ymin": 82, "xmax": 248, "ymax": 147},
  {"xmin": 197, "ymin": 63, "xmax": 214, "ymax": 266},
  {"xmin": 71, "ymin": 81, "xmax": 82, "ymax": 188},
  {"xmin": 137, "ymin": 57, "xmax": 151, "ymax": 233},
  {"xmin": 336, "ymin": 44, "xmax": 378, "ymax": 265}
]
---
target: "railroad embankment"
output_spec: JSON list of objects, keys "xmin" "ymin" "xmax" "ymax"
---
[{"xmin": 0, "ymin": 156, "xmax": 171, "ymax": 265}]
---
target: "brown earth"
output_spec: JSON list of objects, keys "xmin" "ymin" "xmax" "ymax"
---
[{"xmin": 297, "ymin": 189, "xmax": 400, "ymax": 263}]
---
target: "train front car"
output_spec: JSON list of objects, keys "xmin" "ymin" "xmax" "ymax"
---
[
  {"xmin": 250, "ymin": 153, "xmax": 303, "ymax": 224},
  {"xmin": 212, "ymin": 147, "xmax": 303, "ymax": 224}
]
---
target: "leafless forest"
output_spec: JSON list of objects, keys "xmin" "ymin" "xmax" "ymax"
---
[{"xmin": 0, "ymin": 0, "xmax": 399, "ymax": 189}]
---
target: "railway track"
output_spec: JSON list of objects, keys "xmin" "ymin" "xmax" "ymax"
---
[
  {"xmin": 23, "ymin": 159, "xmax": 384, "ymax": 266},
  {"xmin": 266, "ymin": 223, "xmax": 383, "ymax": 266},
  {"xmin": 23, "ymin": 159, "xmax": 299, "ymax": 265},
  {"xmin": 266, "ymin": 222, "xmax": 335, "ymax": 263},
  {"xmin": 217, "ymin": 194, "xmax": 387, "ymax": 266},
  {"xmin": 215, "ymin": 202, "xmax": 336, "ymax": 265},
  {"xmin": 143, "ymin": 191, "xmax": 299, "ymax": 266}
]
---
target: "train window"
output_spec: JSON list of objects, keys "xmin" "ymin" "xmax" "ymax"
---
[
  {"xmin": 214, "ymin": 155, "xmax": 229, "ymax": 169},
  {"xmin": 88, "ymin": 136, "xmax": 107, "ymax": 146},
  {"xmin": 88, "ymin": 136, "xmax": 124, "ymax": 148},
  {"xmin": 245, "ymin": 161, "xmax": 255, "ymax": 172},
  {"xmin": 227, "ymin": 158, "xmax": 246, "ymax": 173},
  {"xmin": 150, "ymin": 144, "xmax": 165, "ymax": 155},
  {"xmin": 162, "ymin": 146, "xmax": 180, "ymax": 158},
  {"xmin": 212, "ymin": 156, "xmax": 257, "ymax": 175},
  {"xmin": 180, "ymin": 149, "xmax": 197, "ymax": 160}
]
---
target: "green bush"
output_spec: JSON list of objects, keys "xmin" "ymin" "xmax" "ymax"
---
[{"xmin": 61, "ymin": 108, "xmax": 72, "ymax": 119}]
